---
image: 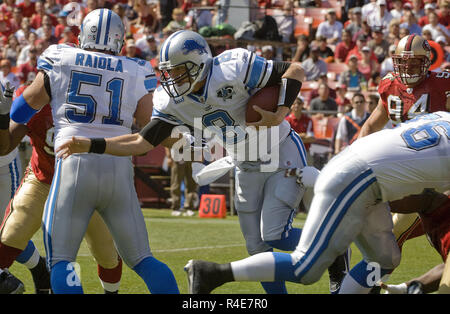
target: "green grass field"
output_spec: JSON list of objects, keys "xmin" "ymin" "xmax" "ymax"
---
[{"xmin": 10, "ymin": 208, "xmax": 442, "ymax": 294}]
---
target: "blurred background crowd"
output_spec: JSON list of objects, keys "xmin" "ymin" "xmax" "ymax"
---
[{"xmin": 0, "ymin": 0, "xmax": 448, "ymax": 209}]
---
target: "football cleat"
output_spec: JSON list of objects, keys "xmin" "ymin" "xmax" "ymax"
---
[
  {"xmin": 0, "ymin": 270, "xmax": 25, "ymax": 294},
  {"xmin": 30, "ymin": 257, "xmax": 51, "ymax": 294},
  {"xmin": 184, "ymin": 260, "xmax": 223, "ymax": 294},
  {"xmin": 328, "ymin": 248, "xmax": 352, "ymax": 294}
]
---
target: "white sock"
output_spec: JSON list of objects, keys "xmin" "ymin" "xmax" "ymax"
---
[
  {"xmin": 23, "ymin": 248, "xmax": 40, "ymax": 269},
  {"xmin": 339, "ymin": 273, "xmax": 372, "ymax": 294},
  {"xmin": 231, "ymin": 252, "xmax": 276, "ymax": 282},
  {"xmin": 100, "ymin": 280, "xmax": 120, "ymax": 292}
]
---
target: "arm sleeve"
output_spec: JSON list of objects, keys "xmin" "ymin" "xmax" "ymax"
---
[
  {"xmin": 139, "ymin": 118, "xmax": 177, "ymax": 147},
  {"xmin": 264, "ymin": 61, "xmax": 291, "ymax": 87}
]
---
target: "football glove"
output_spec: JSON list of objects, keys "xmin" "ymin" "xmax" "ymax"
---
[{"xmin": 0, "ymin": 82, "xmax": 15, "ymax": 115}]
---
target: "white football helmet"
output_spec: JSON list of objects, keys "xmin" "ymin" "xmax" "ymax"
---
[
  {"xmin": 78, "ymin": 8, "xmax": 125, "ymax": 55},
  {"xmin": 159, "ymin": 30, "xmax": 213, "ymax": 98}
]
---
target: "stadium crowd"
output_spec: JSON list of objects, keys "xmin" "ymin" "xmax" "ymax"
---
[{"xmin": 0, "ymin": 0, "xmax": 448, "ymax": 170}]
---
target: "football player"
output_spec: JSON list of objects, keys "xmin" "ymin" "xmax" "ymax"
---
[
  {"xmin": 55, "ymin": 30, "xmax": 352, "ymax": 294},
  {"xmin": 382, "ymin": 190, "xmax": 450, "ymax": 294},
  {"xmin": 8, "ymin": 9, "xmax": 179, "ymax": 294},
  {"xmin": 0, "ymin": 83, "xmax": 124, "ymax": 294},
  {"xmin": 176, "ymin": 111, "xmax": 449, "ymax": 294},
  {"xmin": 357, "ymin": 34, "xmax": 450, "ymax": 292}
]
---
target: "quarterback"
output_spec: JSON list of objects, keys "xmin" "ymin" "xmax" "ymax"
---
[{"xmin": 56, "ymin": 30, "xmax": 353, "ymax": 294}]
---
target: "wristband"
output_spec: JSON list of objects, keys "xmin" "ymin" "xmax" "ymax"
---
[
  {"xmin": 10, "ymin": 94, "xmax": 38, "ymax": 124},
  {"xmin": 277, "ymin": 78, "xmax": 302, "ymax": 109},
  {"xmin": 0, "ymin": 114, "xmax": 9, "ymax": 130},
  {"xmin": 89, "ymin": 138, "xmax": 106, "ymax": 154}
]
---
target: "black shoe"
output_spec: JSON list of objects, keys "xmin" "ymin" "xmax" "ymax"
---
[
  {"xmin": 30, "ymin": 257, "xmax": 51, "ymax": 294},
  {"xmin": 0, "ymin": 270, "xmax": 25, "ymax": 294},
  {"xmin": 328, "ymin": 248, "xmax": 352, "ymax": 294},
  {"xmin": 104, "ymin": 290, "xmax": 118, "ymax": 294},
  {"xmin": 184, "ymin": 260, "xmax": 226, "ymax": 294}
]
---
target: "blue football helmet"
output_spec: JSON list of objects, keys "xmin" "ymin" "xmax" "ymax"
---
[
  {"xmin": 78, "ymin": 8, "xmax": 125, "ymax": 55},
  {"xmin": 159, "ymin": 30, "xmax": 213, "ymax": 98}
]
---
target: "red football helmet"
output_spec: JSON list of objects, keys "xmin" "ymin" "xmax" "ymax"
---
[{"xmin": 392, "ymin": 35, "xmax": 431, "ymax": 86}]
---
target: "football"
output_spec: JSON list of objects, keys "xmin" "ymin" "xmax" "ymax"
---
[{"xmin": 245, "ymin": 85, "xmax": 280, "ymax": 123}]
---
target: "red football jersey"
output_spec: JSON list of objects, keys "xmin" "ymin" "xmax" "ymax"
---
[
  {"xmin": 378, "ymin": 71, "xmax": 450, "ymax": 124},
  {"xmin": 26, "ymin": 104, "xmax": 55, "ymax": 185},
  {"xmin": 419, "ymin": 196, "xmax": 450, "ymax": 261},
  {"xmin": 15, "ymin": 85, "xmax": 55, "ymax": 185}
]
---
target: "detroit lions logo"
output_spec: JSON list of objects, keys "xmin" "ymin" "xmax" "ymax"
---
[
  {"xmin": 182, "ymin": 39, "xmax": 208, "ymax": 55},
  {"xmin": 217, "ymin": 86, "xmax": 236, "ymax": 101}
]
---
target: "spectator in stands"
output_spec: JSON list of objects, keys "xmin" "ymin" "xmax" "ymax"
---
[
  {"xmin": 436, "ymin": 36, "xmax": 450, "ymax": 63},
  {"xmin": 17, "ymin": 46, "xmax": 38, "ymax": 84},
  {"xmin": 400, "ymin": 9, "xmax": 422, "ymax": 35},
  {"xmin": 411, "ymin": 0, "xmax": 425, "ymax": 21},
  {"xmin": 44, "ymin": 0, "xmax": 61, "ymax": 16},
  {"xmin": 285, "ymin": 95, "xmax": 315, "ymax": 163},
  {"xmin": 418, "ymin": 2, "xmax": 436, "ymax": 27},
  {"xmin": 362, "ymin": 0, "xmax": 378, "ymax": 20},
  {"xmin": 368, "ymin": 71, "xmax": 381, "ymax": 91},
  {"xmin": 306, "ymin": 73, "xmax": 337, "ymax": 106},
  {"xmin": 339, "ymin": 54, "xmax": 367, "ymax": 91},
  {"xmin": 422, "ymin": 11, "xmax": 450, "ymax": 42},
  {"xmin": 31, "ymin": 1, "xmax": 57, "ymax": 30},
  {"xmin": 59, "ymin": 26, "xmax": 78, "ymax": 44},
  {"xmin": 17, "ymin": 0, "xmax": 36, "ymax": 18},
  {"xmin": 346, "ymin": 33, "xmax": 378, "ymax": 63},
  {"xmin": 386, "ymin": 18, "xmax": 401, "ymax": 44},
  {"xmin": 316, "ymin": 8, "xmax": 343, "ymax": 45},
  {"xmin": 335, "ymin": 29, "xmax": 355, "ymax": 63},
  {"xmin": 399, "ymin": 25, "xmax": 411, "ymax": 39},
  {"xmin": 380, "ymin": 44, "xmax": 396, "ymax": 77},
  {"xmin": 2, "ymin": 34, "xmax": 21, "ymax": 67},
  {"xmin": 345, "ymin": 6, "xmax": 363, "ymax": 37},
  {"xmin": 39, "ymin": 21, "xmax": 58, "ymax": 46},
  {"xmin": 187, "ymin": 0, "xmax": 214, "ymax": 31},
  {"xmin": 122, "ymin": 38, "xmax": 143, "ymax": 59},
  {"xmin": 292, "ymin": 34, "xmax": 310, "ymax": 62},
  {"xmin": 15, "ymin": 17, "xmax": 35, "ymax": 46},
  {"xmin": 136, "ymin": 34, "xmax": 159, "ymax": 60},
  {"xmin": 352, "ymin": 20, "xmax": 373, "ymax": 42},
  {"xmin": 271, "ymin": 0, "xmax": 296, "ymax": 43},
  {"xmin": 0, "ymin": 59, "xmax": 20, "ymax": 90},
  {"xmin": 334, "ymin": 92, "xmax": 370, "ymax": 154},
  {"xmin": 358, "ymin": 46, "xmax": 379, "ymax": 82},
  {"xmin": 112, "ymin": 3, "xmax": 132, "ymax": 34},
  {"xmin": 368, "ymin": 25, "xmax": 390, "ymax": 63},
  {"xmin": 82, "ymin": 0, "xmax": 98, "ymax": 18},
  {"xmin": 163, "ymin": 7, "xmax": 188, "ymax": 36},
  {"xmin": 9, "ymin": 7, "xmax": 23, "ymax": 35},
  {"xmin": 367, "ymin": 93, "xmax": 379, "ymax": 114},
  {"xmin": 0, "ymin": 0, "xmax": 15, "ymax": 18},
  {"xmin": 421, "ymin": 28, "xmax": 433, "ymax": 40},
  {"xmin": 309, "ymin": 83, "xmax": 338, "ymax": 115},
  {"xmin": 0, "ymin": 13, "xmax": 13, "ymax": 40},
  {"xmin": 390, "ymin": 0, "xmax": 404, "ymax": 20},
  {"xmin": 335, "ymin": 83, "xmax": 352, "ymax": 114},
  {"xmin": 159, "ymin": 0, "xmax": 180, "ymax": 31},
  {"xmin": 316, "ymin": 36, "xmax": 334, "ymax": 63},
  {"xmin": 165, "ymin": 147, "xmax": 198, "ymax": 217},
  {"xmin": 301, "ymin": 45, "xmax": 328, "ymax": 81},
  {"xmin": 438, "ymin": 1, "xmax": 450, "ymax": 27},
  {"xmin": 367, "ymin": 0, "xmax": 393, "ymax": 31},
  {"xmin": 131, "ymin": 0, "xmax": 159, "ymax": 34}
]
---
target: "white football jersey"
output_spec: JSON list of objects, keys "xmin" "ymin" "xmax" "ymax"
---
[
  {"xmin": 348, "ymin": 111, "xmax": 450, "ymax": 202},
  {"xmin": 152, "ymin": 48, "xmax": 291, "ymax": 160},
  {"xmin": 37, "ymin": 44, "xmax": 157, "ymax": 150}
]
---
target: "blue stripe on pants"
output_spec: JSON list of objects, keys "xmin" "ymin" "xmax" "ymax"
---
[{"xmin": 294, "ymin": 169, "xmax": 376, "ymax": 280}]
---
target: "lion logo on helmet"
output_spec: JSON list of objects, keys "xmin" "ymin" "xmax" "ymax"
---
[{"xmin": 182, "ymin": 39, "xmax": 208, "ymax": 55}]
